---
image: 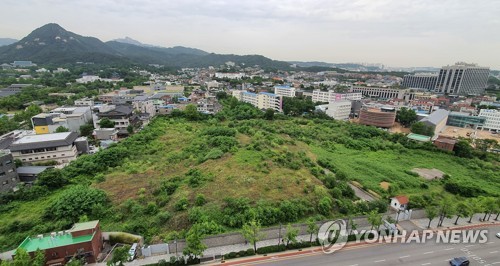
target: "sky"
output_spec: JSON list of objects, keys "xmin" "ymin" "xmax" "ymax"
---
[{"xmin": 1, "ymin": 0, "xmax": 500, "ymax": 69}]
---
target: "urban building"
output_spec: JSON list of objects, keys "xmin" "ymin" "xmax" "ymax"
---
[
  {"xmin": 12, "ymin": 61, "xmax": 36, "ymax": 67},
  {"xmin": 434, "ymin": 62, "xmax": 489, "ymax": 95},
  {"xmin": 132, "ymin": 95, "xmax": 156, "ymax": 117},
  {"xmin": 324, "ymin": 100, "xmax": 352, "ymax": 120},
  {"xmin": 446, "ymin": 112, "xmax": 485, "ymax": 128},
  {"xmin": 350, "ymin": 86, "xmax": 415, "ymax": 101},
  {"xmin": 359, "ymin": 107, "xmax": 396, "ymax": 128},
  {"xmin": 214, "ymin": 72, "xmax": 245, "ymax": 79},
  {"xmin": 15, "ymin": 220, "xmax": 103, "ymax": 264},
  {"xmin": 421, "ymin": 109, "xmax": 449, "ymax": 137},
  {"xmin": 0, "ymin": 152, "xmax": 19, "ymax": 193},
  {"xmin": 233, "ymin": 90, "xmax": 282, "ymax": 112},
  {"xmin": 31, "ymin": 107, "xmax": 92, "ymax": 134},
  {"xmin": 478, "ymin": 109, "xmax": 500, "ymax": 131},
  {"xmin": 402, "ymin": 73, "xmax": 438, "ymax": 90},
  {"xmin": 311, "ymin": 90, "xmax": 362, "ymax": 103},
  {"xmin": 7, "ymin": 132, "xmax": 81, "ymax": 165},
  {"xmin": 74, "ymin": 98, "xmax": 95, "ymax": 106},
  {"xmin": 274, "ymin": 85, "xmax": 296, "ymax": 98},
  {"xmin": 16, "ymin": 166, "xmax": 52, "ymax": 183},
  {"xmin": 433, "ymin": 136, "xmax": 457, "ymax": 152},
  {"xmin": 94, "ymin": 105, "xmax": 134, "ymax": 134}
]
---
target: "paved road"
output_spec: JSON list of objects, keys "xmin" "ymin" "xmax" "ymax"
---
[
  {"xmin": 348, "ymin": 183, "xmax": 375, "ymax": 202},
  {"xmin": 246, "ymin": 226, "xmax": 500, "ymax": 266}
]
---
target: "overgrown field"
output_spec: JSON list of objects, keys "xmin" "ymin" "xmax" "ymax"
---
[{"xmin": 1, "ymin": 105, "xmax": 499, "ymax": 250}]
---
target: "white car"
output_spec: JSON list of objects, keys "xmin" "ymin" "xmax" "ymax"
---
[{"xmin": 496, "ymin": 232, "xmax": 500, "ymax": 238}]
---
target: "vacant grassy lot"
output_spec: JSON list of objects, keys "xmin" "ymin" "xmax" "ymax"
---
[{"xmin": 1, "ymin": 112, "xmax": 498, "ymax": 250}]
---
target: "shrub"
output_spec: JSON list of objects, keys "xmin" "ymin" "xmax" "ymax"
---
[
  {"xmin": 245, "ymin": 248, "xmax": 255, "ymax": 256},
  {"xmin": 174, "ymin": 197, "xmax": 189, "ymax": 211},
  {"xmin": 204, "ymin": 148, "xmax": 224, "ymax": 160},
  {"xmin": 256, "ymin": 245, "xmax": 286, "ymax": 254},
  {"xmin": 195, "ymin": 194, "xmax": 206, "ymax": 206}
]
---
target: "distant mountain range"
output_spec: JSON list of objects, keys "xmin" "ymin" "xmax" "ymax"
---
[
  {"xmin": 0, "ymin": 38, "xmax": 18, "ymax": 47},
  {"xmin": 0, "ymin": 23, "xmax": 291, "ymax": 69}
]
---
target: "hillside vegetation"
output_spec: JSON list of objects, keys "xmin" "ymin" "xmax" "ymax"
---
[{"xmin": 0, "ymin": 101, "xmax": 499, "ymax": 250}]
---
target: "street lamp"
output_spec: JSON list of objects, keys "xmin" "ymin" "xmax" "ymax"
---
[
  {"xmin": 278, "ymin": 223, "xmax": 282, "ymax": 245},
  {"xmin": 174, "ymin": 238, "xmax": 178, "ymax": 256}
]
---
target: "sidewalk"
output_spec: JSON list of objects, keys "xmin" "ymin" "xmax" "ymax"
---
[{"xmin": 410, "ymin": 213, "xmax": 499, "ymax": 230}]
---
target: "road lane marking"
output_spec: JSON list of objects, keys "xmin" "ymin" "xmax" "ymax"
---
[
  {"xmin": 444, "ymin": 248, "xmax": 454, "ymax": 251},
  {"xmin": 421, "ymin": 263, "xmax": 431, "ymax": 266},
  {"xmin": 374, "ymin": 259, "xmax": 385, "ymax": 263},
  {"xmin": 491, "ymin": 251, "xmax": 499, "ymax": 254},
  {"xmin": 399, "ymin": 255, "xmax": 410, "ymax": 259},
  {"xmin": 486, "ymin": 241, "xmax": 495, "ymax": 244},
  {"xmin": 423, "ymin": 251, "xmax": 434, "ymax": 254},
  {"xmin": 465, "ymin": 244, "xmax": 475, "ymax": 247},
  {"xmin": 491, "ymin": 262, "xmax": 500, "ymax": 265},
  {"xmin": 347, "ymin": 264, "xmax": 358, "ymax": 266}
]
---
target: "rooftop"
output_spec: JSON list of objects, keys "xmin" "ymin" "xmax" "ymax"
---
[
  {"xmin": 407, "ymin": 133, "xmax": 431, "ymax": 142},
  {"xmin": 16, "ymin": 166, "xmax": 52, "ymax": 175},
  {"xmin": 12, "ymin": 132, "xmax": 73, "ymax": 145},
  {"xmin": 18, "ymin": 232, "xmax": 94, "ymax": 253},
  {"xmin": 69, "ymin": 220, "xmax": 99, "ymax": 232},
  {"xmin": 421, "ymin": 109, "xmax": 449, "ymax": 125}
]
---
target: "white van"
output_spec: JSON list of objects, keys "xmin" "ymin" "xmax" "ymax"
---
[{"xmin": 128, "ymin": 243, "xmax": 138, "ymax": 261}]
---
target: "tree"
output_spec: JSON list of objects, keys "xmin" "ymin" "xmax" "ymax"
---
[
  {"xmin": 127, "ymin": 124, "xmax": 134, "ymax": 134},
  {"xmin": 348, "ymin": 215, "xmax": 357, "ymax": 236},
  {"xmin": 306, "ymin": 219, "xmax": 319, "ymax": 244},
  {"xmin": 437, "ymin": 197, "xmax": 455, "ymax": 227},
  {"xmin": 99, "ymin": 118, "xmax": 115, "ymax": 128},
  {"xmin": 35, "ymin": 168, "xmax": 68, "ymax": 189},
  {"xmin": 396, "ymin": 107, "xmax": 417, "ymax": 127},
  {"xmin": 184, "ymin": 104, "xmax": 200, "ymax": 121},
  {"xmin": 13, "ymin": 248, "xmax": 31, "ymax": 266},
  {"xmin": 32, "ymin": 249, "xmax": 45, "ymax": 266},
  {"xmin": 454, "ymin": 201, "xmax": 472, "ymax": 225},
  {"xmin": 45, "ymin": 185, "xmax": 108, "ymax": 222},
  {"xmin": 183, "ymin": 224, "xmax": 207, "ymax": 258},
  {"xmin": 0, "ymin": 116, "xmax": 20, "ymax": 135},
  {"xmin": 263, "ymin": 108, "xmax": 275, "ymax": 120},
  {"xmin": 367, "ymin": 210, "xmax": 382, "ymax": 231},
  {"xmin": 317, "ymin": 196, "xmax": 333, "ymax": 216},
  {"xmin": 425, "ymin": 205, "xmax": 438, "ymax": 228},
  {"xmin": 241, "ymin": 219, "xmax": 263, "ymax": 252},
  {"xmin": 454, "ymin": 140, "xmax": 473, "ymax": 158},
  {"xmin": 468, "ymin": 198, "xmax": 483, "ymax": 223},
  {"xmin": 107, "ymin": 245, "xmax": 129, "ymax": 266},
  {"xmin": 284, "ymin": 224, "xmax": 299, "ymax": 246},
  {"xmin": 410, "ymin": 122, "xmax": 434, "ymax": 136},
  {"xmin": 55, "ymin": 126, "xmax": 70, "ymax": 133},
  {"xmin": 79, "ymin": 123, "xmax": 94, "ymax": 137}
]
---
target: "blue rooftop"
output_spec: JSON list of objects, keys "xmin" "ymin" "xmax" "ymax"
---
[
  {"xmin": 259, "ymin": 92, "xmax": 278, "ymax": 97},
  {"xmin": 274, "ymin": 85, "xmax": 292, "ymax": 89}
]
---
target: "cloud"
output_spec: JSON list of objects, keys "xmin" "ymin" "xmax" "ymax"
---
[{"xmin": 0, "ymin": 0, "xmax": 499, "ymax": 68}]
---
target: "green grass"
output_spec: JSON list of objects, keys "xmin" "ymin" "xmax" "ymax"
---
[{"xmin": 1, "ymin": 115, "xmax": 498, "ymax": 251}]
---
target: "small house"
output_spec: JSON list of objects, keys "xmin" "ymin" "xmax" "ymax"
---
[{"xmin": 390, "ymin": 195, "xmax": 409, "ymax": 211}]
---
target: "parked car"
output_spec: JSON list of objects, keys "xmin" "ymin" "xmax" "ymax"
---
[
  {"xmin": 128, "ymin": 243, "xmax": 138, "ymax": 261},
  {"xmin": 496, "ymin": 232, "xmax": 500, "ymax": 238},
  {"xmin": 450, "ymin": 257, "xmax": 469, "ymax": 266}
]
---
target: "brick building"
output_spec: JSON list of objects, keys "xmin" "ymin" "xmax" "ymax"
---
[{"xmin": 15, "ymin": 220, "xmax": 103, "ymax": 265}]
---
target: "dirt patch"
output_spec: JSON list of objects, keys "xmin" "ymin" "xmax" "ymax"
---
[
  {"xmin": 440, "ymin": 126, "xmax": 500, "ymax": 140},
  {"xmin": 380, "ymin": 181, "xmax": 390, "ymax": 190},
  {"xmin": 412, "ymin": 168, "xmax": 445, "ymax": 180}
]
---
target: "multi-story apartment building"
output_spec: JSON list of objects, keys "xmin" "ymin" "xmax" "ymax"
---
[
  {"xmin": 132, "ymin": 95, "xmax": 156, "ymax": 117},
  {"xmin": 0, "ymin": 152, "xmax": 19, "ymax": 193},
  {"xmin": 311, "ymin": 90, "xmax": 362, "ymax": 103},
  {"xmin": 434, "ymin": 62, "xmax": 489, "ymax": 95},
  {"xmin": 233, "ymin": 90, "xmax": 282, "ymax": 112},
  {"xmin": 350, "ymin": 86, "xmax": 415, "ymax": 101},
  {"xmin": 478, "ymin": 109, "xmax": 500, "ymax": 131},
  {"xmin": 274, "ymin": 85, "xmax": 296, "ymax": 98},
  {"xmin": 8, "ymin": 132, "xmax": 80, "ymax": 164},
  {"xmin": 325, "ymin": 100, "xmax": 352, "ymax": 120},
  {"xmin": 402, "ymin": 73, "xmax": 438, "ymax": 90}
]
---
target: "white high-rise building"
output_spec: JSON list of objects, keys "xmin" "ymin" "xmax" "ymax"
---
[
  {"xmin": 274, "ymin": 85, "xmax": 296, "ymax": 98},
  {"xmin": 478, "ymin": 109, "xmax": 500, "ymax": 131},
  {"xmin": 435, "ymin": 62, "xmax": 489, "ymax": 95}
]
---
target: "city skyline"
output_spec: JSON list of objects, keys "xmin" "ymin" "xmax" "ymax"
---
[{"xmin": 1, "ymin": 0, "xmax": 499, "ymax": 69}]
